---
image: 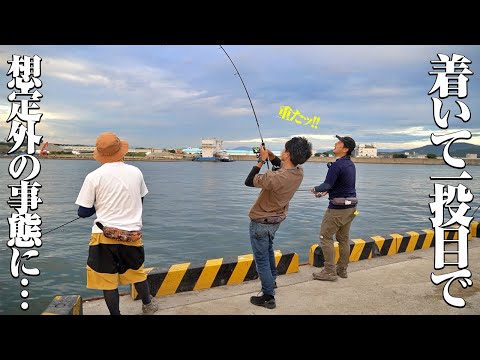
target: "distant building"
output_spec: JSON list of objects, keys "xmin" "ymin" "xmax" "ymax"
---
[
  {"xmin": 466, "ymin": 153, "xmax": 478, "ymax": 159},
  {"xmin": 183, "ymin": 141, "xmax": 282, "ymax": 157},
  {"xmin": 182, "ymin": 147, "xmax": 202, "ymax": 154},
  {"xmin": 60, "ymin": 145, "xmax": 153, "ymax": 154},
  {"xmin": 354, "ymin": 144, "xmax": 377, "ymax": 158},
  {"xmin": 60, "ymin": 145, "xmax": 95, "ymax": 152}
]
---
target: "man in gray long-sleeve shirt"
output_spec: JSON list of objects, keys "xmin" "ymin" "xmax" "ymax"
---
[{"xmin": 311, "ymin": 135, "xmax": 358, "ymax": 281}]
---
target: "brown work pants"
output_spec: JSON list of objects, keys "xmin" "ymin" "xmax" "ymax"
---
[{"xmin": 319, "ymin": 207, "xmax": 357, "ymax": 273}]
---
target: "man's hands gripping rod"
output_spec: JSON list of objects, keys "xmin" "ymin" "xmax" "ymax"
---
[{"xmin": 253, "ymin": 143, "xmax": 273, "ymax": 168}]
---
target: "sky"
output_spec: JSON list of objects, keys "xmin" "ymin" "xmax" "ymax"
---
[{"xmin": 0, "ymin": 45, "xmax": 479, "ymax": 152}]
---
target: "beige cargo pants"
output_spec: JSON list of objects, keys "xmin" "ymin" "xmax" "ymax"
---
[{"xmin": 319, "ymin": 207, "xmax": 357, "ymax": 274}]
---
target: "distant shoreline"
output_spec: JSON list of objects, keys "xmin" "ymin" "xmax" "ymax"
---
[{"xmin": 2, "ymin": 154, "xmax": 479, "ymax": 165}]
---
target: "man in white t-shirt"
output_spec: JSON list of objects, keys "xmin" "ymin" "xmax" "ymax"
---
[{"xmin": 75, "ymin": 132, "xmax": 158, "ymax": 315}]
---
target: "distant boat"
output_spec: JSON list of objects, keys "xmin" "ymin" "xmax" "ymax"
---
[
  {"xmin": 192, "ymin": 156, "xmax": 218, "ymax": 162},
  {"xmin": 218, "ymin": 155, "xmax": 235, "ymax": 162},
  {"xmin": 192, "ymin": 154, "xmax": 235, "ymax": 162},
  {"xmin": 190, "ymin": 138, "xmax": 236, "ymax": 162}
]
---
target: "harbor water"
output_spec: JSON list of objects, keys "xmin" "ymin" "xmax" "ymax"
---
[{"xmin": 0, "ymin": 158, "xmax": 478, "ymax": 314}]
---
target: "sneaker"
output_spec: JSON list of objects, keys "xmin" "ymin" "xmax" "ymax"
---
[
  {"xmin": 336, "ymin": 268, "xmax": 348, "ymax": 278},
  {"xmin": 142, "ymin": 296, "xmax": 158, "ymax": 314},
  {"xmin": 312, "ymin": 269, "xmax": 338, "ymax": 281},
  {"xmin": 250, "ymin": 294, "xmax": 276, "ymax": 309}
]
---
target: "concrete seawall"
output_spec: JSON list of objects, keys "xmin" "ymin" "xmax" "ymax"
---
[
  {"xmin": 131, "ymin": 249, "xmax": 298, "ymax": 300},
  {"xmin": 43, "ymin": 221, "xmax": 480, "ymax": 315},
  {"xmin": 41, "ymin": 295, "xmax": 82, "ymax": 315},
  {"xmin": 81, "ymin": 237, "xmax": 480, "ymax": 315},
  {"xmin": 309, "ymin": 221, "xmax": 479, "ymax": 267}
]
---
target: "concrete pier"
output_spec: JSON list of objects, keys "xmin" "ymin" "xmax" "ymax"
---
[{"xmin": 81, "ymin": 237, "xmax": 480, "ymax": 315}]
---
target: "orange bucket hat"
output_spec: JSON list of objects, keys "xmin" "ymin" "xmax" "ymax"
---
[{"xmin": 93, "ymin": 132, "xmax": 129, "ymax": 163}]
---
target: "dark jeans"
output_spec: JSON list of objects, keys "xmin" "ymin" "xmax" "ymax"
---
[{"xmin": 249, "ymin": 221, "xmax": 281, "ymax": 297}]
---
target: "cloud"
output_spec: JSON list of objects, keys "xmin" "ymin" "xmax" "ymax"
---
[
  {"xmin": 0, "ymin": 45, "xmax": 478, "ymax": 149},
  {"xmin": 345, "ymin": 85, "xmax": 412, "ymax": 98}
]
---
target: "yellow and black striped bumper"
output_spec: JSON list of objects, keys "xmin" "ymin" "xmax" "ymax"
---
[
  {"xmin": 309, "ymin": 221, "xmax": 479, "ymax": 267},
  {"xmin": 132, "ymin": 249, "xmax": 298, "ymax": 299}
]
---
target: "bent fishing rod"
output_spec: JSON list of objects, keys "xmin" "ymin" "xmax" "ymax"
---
[{"xmin": 219, "ymin": 45, "xmax": 269, "ymax": 169}]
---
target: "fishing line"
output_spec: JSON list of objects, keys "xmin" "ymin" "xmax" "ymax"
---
[
  {"xmin": 471, "ymin": 203, "xmax": 480, "ymax": 218},
  {"xmin": 43, "ymin": 216, "xmax": 81, "ymax": 235},
  {"xmin": 219, "ymin": 45, "xmax": 269, "ymax": 169}
]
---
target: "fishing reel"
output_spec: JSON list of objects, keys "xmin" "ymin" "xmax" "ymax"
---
[
  {"xmin": 252, "ymin": 146, "xmax": 264, "ymax": 163},
  {"xmin": 253, "ymin": 144, "xmax": 277, "ymax": 170}
]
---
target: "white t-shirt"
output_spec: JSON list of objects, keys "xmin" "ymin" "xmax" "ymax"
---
[{"xmin": 75, "ymin": 162, "xmax": 148, "ymax": 233}]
